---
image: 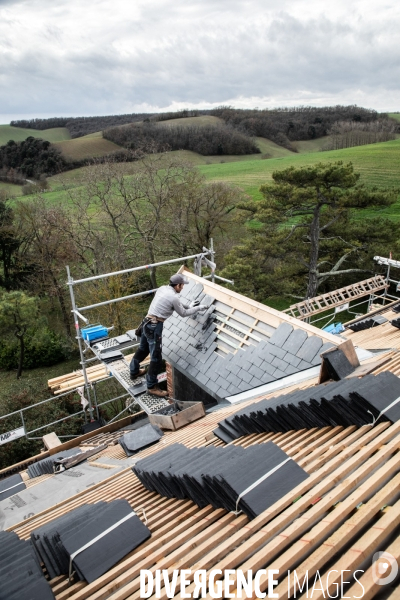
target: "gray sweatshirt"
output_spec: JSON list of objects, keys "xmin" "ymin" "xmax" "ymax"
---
[{"xmin": 147, "ymin": 285, "xmax": 201, "ymax": 320}]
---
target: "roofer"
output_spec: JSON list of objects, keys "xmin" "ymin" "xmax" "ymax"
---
[{"xmin": 130, "ymin": 274, "xmax": 208, "ymax": 397}]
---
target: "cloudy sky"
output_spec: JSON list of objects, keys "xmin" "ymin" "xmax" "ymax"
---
[{"xmin": 0, "ymin": 0, "xmax": 399, "ymax": 122}]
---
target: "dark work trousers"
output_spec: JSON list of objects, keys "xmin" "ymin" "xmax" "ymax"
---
[{"xmin": 130, "ymin": 321, "xmax": 163, "ymax": 389}]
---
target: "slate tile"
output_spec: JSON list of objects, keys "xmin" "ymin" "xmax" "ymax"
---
[
  {"xmin": 186, "ymin": 365, "xmax": 200, "ymax": 378},
  {"xmin": 311, "ymin": 353, "xmax": 323, "ymax": 366},
  {"xmin": 268, "ymin": 345, "xmax": 287, "ymax": 360},
  {"xmin": 252, "ymin": 355, "xmax": 264, "ymax": 368},
  {"xmin": 283, "ymin": 353, "xmax": 301, "ymax": 368},
  {"xmin": 228, "ymin": 373, "xmax": 242, "ymax": 388},
  {"xmin": 179, "ymin": 359, "xmax": 189, "ymax": 371},
  {"xmin": 225, "ymin": 362, "xmax": 237, "ymax": 373},
  {"xmin": 207, "ymin": 380, "xmax": 221, "ymax": 394},
  {"xmin": 319, "ymin": 342, "xmax": 335, "ymax": 355},
  {"xmin": 259, "ymin": 374, "xmax": 274, "ymax": 384},
  {"xmin": 197, "ymin": 372, "xmax": 210, "ymax": 386},
  {"xmin": 273, "ymin": 368, "xmax": 287, "ymax": 379},
  {"xmin": 256, "ymin": 340, "xmax": 271, "ymax": 352},
  {"xmin": 226, "ymin": 383, "xmax": 240, "ymax": 396},
  {"xmin": 237, "ymin": 380, "xmax": 252, "ymax": 392},
  {"xmin": 231, "ymin": 350, "xmax": 247, "ymax": 365},
  {"xmin": 298, "ymin": 360, "xmax": 313, "ymax": 371},
  {"xmin": 240, "ymin": 370, "xmax": 253, "ymax": 384},
  {"xmin": 250, "ymin": 377, "xmax": 264, "ymax": 388},
  {"xmin": 282, "ymin": 364, "xmax": 299, "ymax": 376},
  {"xmin": 271, "ymin": 357, "xmax": 289, "ymax": 371},
  {"xmin": 282, "ymin": 329, "xmax": 308, "ymax": 355},
  {"xmin": 295, "ymin": 335, "xmax": 323, "ymax": 361},
  {"xmin": 268, "ymin": 323, "xmax": 294, "ymax": 347},
  {"xmin": 261, "ymin": 351, "xmax": 275, "ymax": 364},
  {"xmin": 259, "ymin": 360, "xmax": 276, "ymax": 376},
  {"xmin": 186, "ymin": 318, "xmax": 199, "ymax": 328},
  {"xmin": 249, "ymin": 364, "xmax": 264, "ymax": 379}
]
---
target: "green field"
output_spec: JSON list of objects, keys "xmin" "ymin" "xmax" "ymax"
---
[
  {"xmin": 0, "ymin": 181, "xmax": 22, "ymax": 196},
  {"xmin": 389, "ymin": 113, "xmax": 400, "ymax": 122},
  {"xmin": 0, "ymin": 125, "xmax": 71, "ymax": 146},
  {"xmin": 197, "ymin": 137, "xmax": 400, "ymax": 209},
  {"xmin": 9, "ymin": 132, "xmax": 400, "ymax": 220}
]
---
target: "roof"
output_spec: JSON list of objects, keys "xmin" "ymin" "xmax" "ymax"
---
[
  {"xmin": 163, "ymin": 271, "xmax": 338, "ymax": 402},
  {"xmin": 1, "ymin": 279, "xmax": 400, "ymax": 599}
]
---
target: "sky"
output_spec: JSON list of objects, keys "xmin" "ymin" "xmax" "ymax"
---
[{"xmin": 0, "ymin": 0, "xmax": 399, "ymax": 123}]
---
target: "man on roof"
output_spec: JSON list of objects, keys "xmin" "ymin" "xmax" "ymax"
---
[{"xmin": 130, "ymin": 273, "xmax": 208, "ymax": 397}]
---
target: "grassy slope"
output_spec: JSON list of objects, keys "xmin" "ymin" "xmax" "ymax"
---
[
  {"xmin": 292, "ymin": 136, "xmax": 332, "ymax": 153},
  {"xmin": 389, "ymin": 113, "xmax": 400, "ymax": 122},
  {"xmin": 53, "ymin": 132, "xmax": 122, "ymax": 161},
  {"xmin": 155, "ymin": 115, "xmax": 223, "ymax": 128},
  {"xmin": 0, "ymin": 125, "xmax": 71, "ymax": 145},
  {"xmin": 198, "ymin": 136, "xmax": 400, "ymax": 198},
  {"xmin": 0, "ymin": 181, "xmax": 22, "ymax": 196}
]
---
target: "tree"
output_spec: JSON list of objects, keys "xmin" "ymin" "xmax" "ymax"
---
[
  {"xmin": 0, "ymin": 291, "xmax": 39, "ymax": 378},
  {"xmin": 222, "ymin": 162, "xmax": 398, "ymax": 300}
]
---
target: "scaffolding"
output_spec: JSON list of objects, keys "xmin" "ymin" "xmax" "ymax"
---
[{"xmin": 0, "ymin": 243, "xmax": 233, "ymax": 443}]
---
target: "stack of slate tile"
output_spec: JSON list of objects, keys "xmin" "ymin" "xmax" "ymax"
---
[
  {"xmin": 346, "ymin": 315, "xmax": 388, "ymax": 332},
  {"xmin": 30, "ymin": 499, "xmax": 151, "ymax": 583},
  {"xmin": 0, "ymin": 472, "xmax": 26, "ymax": 501},
  {"xmin": 392, "ymin": 303, "xmax": 400, "ymax": 314},
  {"xmin": 27, "ymin": 448, "xmax": 82, "ymax": 478},
  {"xmin": 214, "ymin": 372, "xmax": 400, "ymax": 442},
  {"xmin": 133, "ymin": 442, "xmax": 308, "ymax": 519},
  {"xmin": 391, "ymin": 318, "xmax": 400, "ymax": 329},
  {"xmin": 118, "ymin": 423, "xmax": 164, "ymax": 456},
  {"xmin": 0, "ymin": 531, "xmax": 55, "ymax": 600}
]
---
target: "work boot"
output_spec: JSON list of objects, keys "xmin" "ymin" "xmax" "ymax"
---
[
  {"xmin": 147, "ymin": 386, "xmax": 168, "ymax": 398},
  {"xmin": 130, "ymin": 368, "xmax": 146, "ymax": 380}
]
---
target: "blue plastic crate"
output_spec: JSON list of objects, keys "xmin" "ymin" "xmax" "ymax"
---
[{"xmin": 81, "ymin": 325, "xmax": 109, "ymax": 342}]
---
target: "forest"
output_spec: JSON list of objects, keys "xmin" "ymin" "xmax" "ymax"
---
[
  {"xmin": 10, "ymin": 105, "xmax": 398, "ymax": 149},
  {"xmin": 103, "ymin": 122, "xmax": 261, "ymax": 155},
  {"xmin": 209, "ymin": 105, "xmax": 396, "ymax": 150},
  {"xmin": 10, "ymin": 113, "xmax": 151, "ymax": 138}
]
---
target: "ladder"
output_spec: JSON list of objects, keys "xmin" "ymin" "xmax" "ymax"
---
[{"xmin": 283, "ymin": 275, "xmax": 389, "ymax": 320}]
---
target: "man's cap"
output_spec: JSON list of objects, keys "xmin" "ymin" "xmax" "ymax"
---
[{"xmin": 170, "ymin": 274, "xmax": 189, "ymax": 286}]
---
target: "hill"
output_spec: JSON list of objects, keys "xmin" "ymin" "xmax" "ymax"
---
[
  {"xmin": 53, "ymin": 132, "xmax": 123, "ymax": 161},
  {"xmin": 155, "ymin": 115, "xmax": 223, "ymax": 128},
  {"xmin": 0, "ymin": 125, "xmax": 70, "ymax": 145},
  {"xmin": 197, "ymin": 137, "xmax": 400, "ymax": 218}
]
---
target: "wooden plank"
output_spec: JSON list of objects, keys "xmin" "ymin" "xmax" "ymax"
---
[
  {"xmin": 42, "ymin": 432, "xmax": 62, "ymax": 450},
  {"xmin": 131, "ymin": 424, "xmax": 400, "ymax": 600},
  {"xmin": 220, "ymin": 434, "xmax": 400, "ymax": 586},
  {"xmin": 307, "ymin": 503, "xmax": 400, "ymax": 600},
  {"xmin": 249, "ymin": 456, "xmax": 400, "ymax": 597},
  {"xmin": 275, "ymin": 473, "xmax": 400, "ymax": 598}
]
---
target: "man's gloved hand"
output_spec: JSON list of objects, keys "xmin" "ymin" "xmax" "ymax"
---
[
  {"xmin": 191, "ymin": 300, "xmax": 200, "ymax": 307},
  {"xmin": 197, "ymin": 304, "xmax": 208, "ymax": 311}
]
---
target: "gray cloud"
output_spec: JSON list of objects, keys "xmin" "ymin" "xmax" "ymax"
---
[{"xmin": 0, "ymin": 0, "xmax": 399, "ymax": 121}]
